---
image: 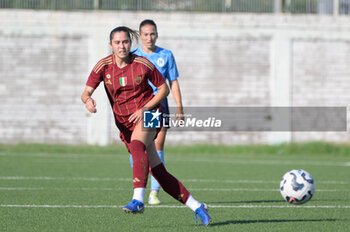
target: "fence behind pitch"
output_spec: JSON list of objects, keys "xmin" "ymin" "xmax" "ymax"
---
[{"xmin": 1, "ymin": 0, "xmax": 350, "ymax": 15}]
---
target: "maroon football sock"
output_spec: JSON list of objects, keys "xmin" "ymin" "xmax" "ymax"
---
[
  {"xmin": 130, "ymin": 140, "xmax": 149, "ymax": 188},
  {"xmin": 151, "ymin": 163, "xmax": 190, "ymax": 204}
]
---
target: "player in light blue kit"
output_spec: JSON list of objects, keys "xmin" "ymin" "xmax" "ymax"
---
[{"xmin": 130, "ymin": 19, "xmax": 184, "ymax": 205}]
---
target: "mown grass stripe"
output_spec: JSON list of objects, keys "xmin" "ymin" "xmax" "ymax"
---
[
  {"xmin": 0, "ymin": 187, "xmax": 347, "ymax": 192},
  {"xmin": 1, "ymin": 204, "xmax": 349, "ymax": 209},
  {"xmin": 1, "ymin": 152, "xmax": 349, "ymax": 166},
  {"xmin": 0, "ymin": 176, "xmax": 348, "ymax": 185}
]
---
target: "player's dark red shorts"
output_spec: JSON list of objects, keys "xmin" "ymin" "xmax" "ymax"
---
[{"xmin": 115, "ymin": 109, "xmax": 161, "ymax": 153}]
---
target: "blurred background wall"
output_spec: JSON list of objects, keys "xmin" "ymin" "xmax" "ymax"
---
[{"xmin": 0, "ymin": 0, "xmax": 349, "ymax": 145}]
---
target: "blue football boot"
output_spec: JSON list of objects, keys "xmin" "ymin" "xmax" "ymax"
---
[
  {"xmin": 122, "ymin": 199, "xmax": 144, "ymax": 214},
  {"xmin": 194, "ymin": 203, "xmax": 212, "ymax": 226}
]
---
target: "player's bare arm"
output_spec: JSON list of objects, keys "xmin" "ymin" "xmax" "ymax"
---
[
  {"xmin": 129, "ymin": 83, "xmax": 169, "ymax": 124},
  {"xmin": 169, "ymin": 79, "xmax": 184, "ymax": 121},
  {"xmin": 81, "ymin": 86, "xmax": 97, "ymax": 113}
]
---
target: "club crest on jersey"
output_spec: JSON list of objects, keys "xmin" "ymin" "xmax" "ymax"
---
[
  {"xmin": 134, "ymin": 76, "xmax": 142, "ymax": 85},
  {"xmin": 105, "ymin": 80, "xmax": 112, "ymax": 85},
  {"xmin": 106, "ymin": 74, "xmax": 111, "ymax": 79},
  {"xmin": 157, "ymin": 58, "xmax": 165, "ymax": 67},
  {"xmin": 119, "ymin": 77, "xmax": 127, "ymax": 87}
]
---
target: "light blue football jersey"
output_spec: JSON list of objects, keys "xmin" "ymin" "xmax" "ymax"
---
[{"xmin": 133, "ymin": 46, "xmax": 179, "ymax": 94}]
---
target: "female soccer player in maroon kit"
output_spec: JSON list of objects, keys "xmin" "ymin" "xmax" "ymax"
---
[{"xmin": 81, "ymin": 26, "xmax": 211, "ymax": 226}]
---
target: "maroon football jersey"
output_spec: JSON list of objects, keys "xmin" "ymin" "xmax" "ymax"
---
[{"xmin": 86, "ymin": 54, "xmax": 165, "ymax": 128}]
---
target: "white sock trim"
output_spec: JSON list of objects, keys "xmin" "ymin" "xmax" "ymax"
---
[
  {"xmin": 133, "ymin": 187, "xmax": 145, "ymax": 203},
  {"xmin": 185, "ymin": 194, "xmax": 201, "ymax": 212}
]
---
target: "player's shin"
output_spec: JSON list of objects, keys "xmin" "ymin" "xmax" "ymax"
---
[
  {"xmin": 130, "ymin": 140, "xmax": 149, "ymax": 189},
  {"xmin": 150, "ymin": 150, "xmax": 164, "ymax": 192},
  {"xmin": 150, "ymin": 163, "xmax": 190, "ymax": 203}
]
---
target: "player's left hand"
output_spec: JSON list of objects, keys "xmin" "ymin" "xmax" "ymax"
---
[
  {"xmin": 175, "ymin": 107, "xmax": 184, "ymax": 122},
  {"xmin": 129, "ymin": 108, "xmax": 143, "ymax": 124}
]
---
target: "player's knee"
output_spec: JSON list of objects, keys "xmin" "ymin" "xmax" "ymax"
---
[
  {"xmin": 155, "ymin": 144, "xmax": 164, "ymax": 151},
  {"xmin": 155, "ymin": 138, "xmax": 165, "ymax": 150},
  {"xmin": 130, "ymin": 140, "xmax": 146, "ymax": 155}
]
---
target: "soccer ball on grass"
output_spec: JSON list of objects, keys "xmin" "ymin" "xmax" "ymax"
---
[{"xmin": 280, "ymin": 169, "xmax": 315, "ymax": 204}]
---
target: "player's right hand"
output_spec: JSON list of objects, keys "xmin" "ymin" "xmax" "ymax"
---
[{"xmin": 85, "ymin": 98, "xmax": 97, "ymax": 113}]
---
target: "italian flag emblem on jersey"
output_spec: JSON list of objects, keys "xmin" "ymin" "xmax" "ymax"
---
[{"xmin": 119, "ymin": 77, "xmax": 126, "ymax": 86}]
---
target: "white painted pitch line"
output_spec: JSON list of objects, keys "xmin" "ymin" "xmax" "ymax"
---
[
  {"xmin": 190, "ymin": 188, "xmax": 348, "ymax": 192},
  {"xmin": 0, "ymin": 176, "xmax": 349, "ymax": 185},
  {"xmin": 184, "ymin": 179, "xmax": 277, "ymax": 184},
  {"xmin": 0, "ymin": 204, "xmax": 349, "ymax": 209},
  {"xmin": 0, "ymin": 152, "xmax": 120, "ymax": 159},
  {"xmin": 1, "ymin": 152, "xmax": 349, "ymax": 167},
  {"xmin": 319, "ymin": 181, "xmax": 350, "ymax": 185},
  {"xmin": 0, "ymin": 187, "xmax": 45, "ymax": 191},
  {"xmin": 0, "ymin": 187, "xmax": 347, "ymax": 192},
  {"xmin": 0, "ymin": 187, "xmax": 122, "ymax": 191},
  {"xmin": 171, "ymin": 158, "xmax": 350, "ymax": 167},
  {"xmin": 0, "ymin": 176, "xmax": 119, "ymax": 181},
  {"xmin": 0, "ymin": 187, "xmax": 277, "ymax": 192},
  {"xmin": 209, "ymin": 205, "xmax": 350, "ymax": 209}
]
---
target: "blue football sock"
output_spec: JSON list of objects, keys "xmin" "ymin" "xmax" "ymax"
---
[
  {"xmin": 129, "ymin": 154, "xmax": 133, "ymax": 168},
  {"xmin": 151, "ymin": 150, "xmax": 164, "ymax": 191}
]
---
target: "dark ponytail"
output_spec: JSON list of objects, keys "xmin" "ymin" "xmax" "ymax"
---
[{"xmin": 109, "ymin": 26, "xmax": 138, "ymax": 43}]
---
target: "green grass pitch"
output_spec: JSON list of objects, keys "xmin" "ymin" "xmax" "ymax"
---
[{"xmin": 0, "ymin": 142, "xmax": 349, "ymax": 231}]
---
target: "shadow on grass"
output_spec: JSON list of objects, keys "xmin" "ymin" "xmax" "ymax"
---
[{"xmin": 211, "ymin": 218, "xmax": 337, "ymax": 227}]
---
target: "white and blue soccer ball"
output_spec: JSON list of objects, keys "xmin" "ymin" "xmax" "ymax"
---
[{"xmin": 280, "ymin": 169, "xmax": 315, "ymax": 204}]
